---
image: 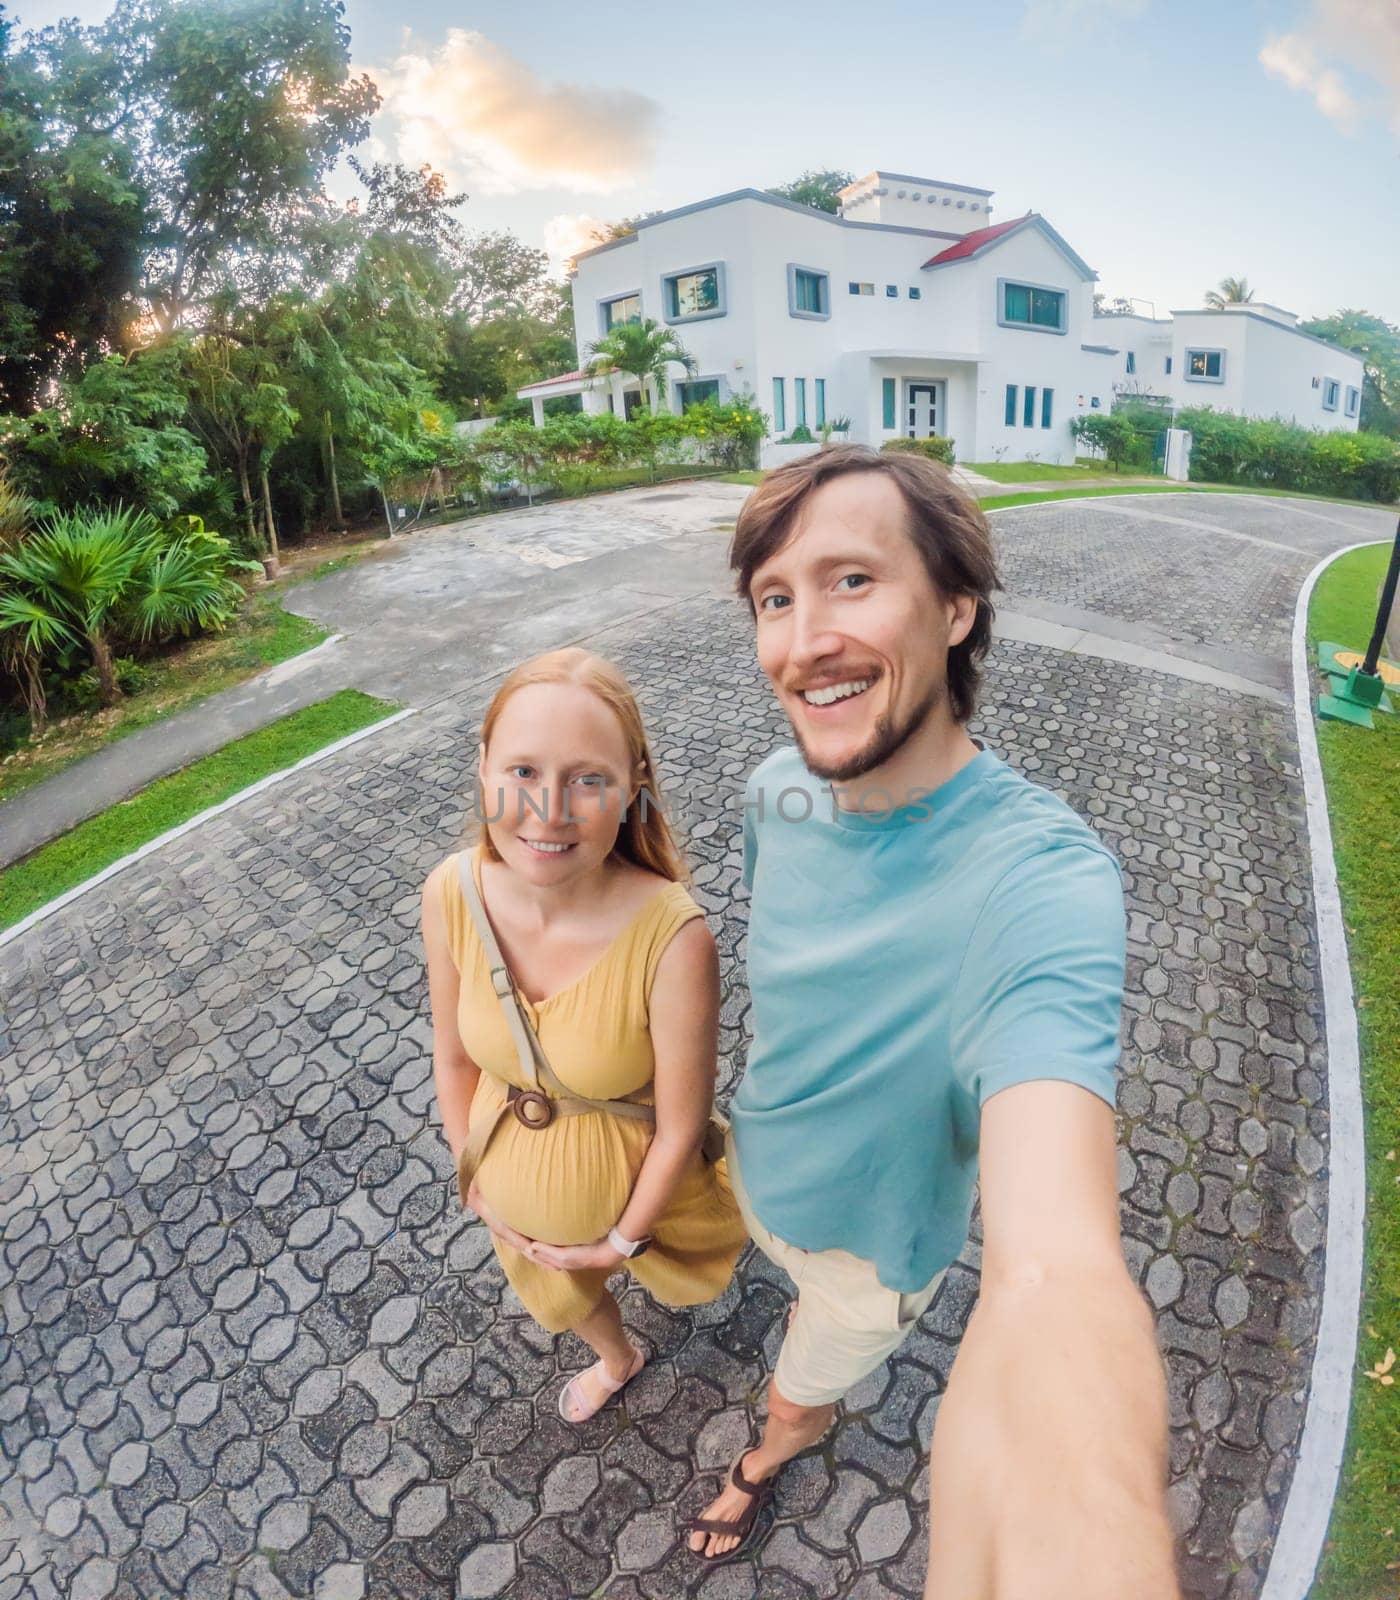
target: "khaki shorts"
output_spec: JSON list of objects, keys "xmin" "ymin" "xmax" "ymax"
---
[{"xmin": 726, "ymin": 1130, "xmax": 947, "ymax": 1408}]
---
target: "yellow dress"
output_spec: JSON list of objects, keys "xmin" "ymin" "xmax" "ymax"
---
[{"xmin": 433, "ymin": 846, "xmax": 747, "ymax": 1333}]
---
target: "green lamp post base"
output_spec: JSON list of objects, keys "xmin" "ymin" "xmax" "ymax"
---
[{"xmin": 1316, "ymin": 640, "xmax": 1396, "ymax": 728}]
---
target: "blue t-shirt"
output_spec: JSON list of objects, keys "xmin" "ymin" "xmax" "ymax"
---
[{"xmin": 730, "ymin": 744, "xmax": 1126, "ymax": 1292}]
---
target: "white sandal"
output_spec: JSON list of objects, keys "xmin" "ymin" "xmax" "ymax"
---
[{"xmin": 557, "ymin": 1343, "xmax": 645, "ymax": 1424}]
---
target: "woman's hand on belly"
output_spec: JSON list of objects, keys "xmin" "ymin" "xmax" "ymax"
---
[
  {"xmin": 528, "ymin": 1237, "xmax": 626, "ymax": 1274},
  {"xmin": 465, "ymin": 1179, "xmax": 538, "ymax": 1255}
]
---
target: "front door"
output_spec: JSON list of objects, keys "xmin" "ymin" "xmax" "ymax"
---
[{"xmin": 907, "ymin": 382, "xmax": 939, "ymax": 439}]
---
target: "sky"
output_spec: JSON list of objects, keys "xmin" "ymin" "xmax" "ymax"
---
[{"xmin": 13, "ymin": 0, "xmax": 1400, "ymax": 322}]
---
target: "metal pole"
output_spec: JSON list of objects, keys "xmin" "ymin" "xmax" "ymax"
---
[{"xmin": 1361, "ymin": 517, "xmax": 1400, "ymax": 677}]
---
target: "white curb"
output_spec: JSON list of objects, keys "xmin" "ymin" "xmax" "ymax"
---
[
  {"xmin": 1261, "ymin": 539, "xmax": 1383, "ymax": 1599},
  {"xmin": 1, "ymin": 707, "xmax": 417, "ymax": 949}
]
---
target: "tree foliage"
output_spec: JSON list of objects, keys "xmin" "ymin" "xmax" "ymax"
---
[{"xmin": 766, "ymin": 169, "xmax": 854, "ymax": 214}]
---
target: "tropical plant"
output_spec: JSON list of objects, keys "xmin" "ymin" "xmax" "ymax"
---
[
  {"xmin": 585, "ymin": 317, "xmax": 694, "ymax": 412},
  {"xmin": 1204, "ymin": 276, "xmax": 1255, "ymax": 310}
]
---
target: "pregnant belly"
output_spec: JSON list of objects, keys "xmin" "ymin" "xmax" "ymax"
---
[{"xmin": 475, "ymin": 1114, "xmax": 644, "ymax": 1247}]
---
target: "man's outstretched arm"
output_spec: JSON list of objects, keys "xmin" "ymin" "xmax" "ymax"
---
[{"xmin": 923, "ymin": 1079, "xmax": 1181, "ymax": 1600}]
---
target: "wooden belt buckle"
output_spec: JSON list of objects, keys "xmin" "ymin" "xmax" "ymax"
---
[{"xmin": 513, "ymin": 1089, "xmax": 555, "ymax": 1129}]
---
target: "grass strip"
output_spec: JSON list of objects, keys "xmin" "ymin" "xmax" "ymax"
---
[
  {"xmin": 1307, "ymin": 542, "xmax": 1400, "ymax": 1598},
  {"xmin": 0, "ymin": 688, "xmax": 396, "ymax": 932}
]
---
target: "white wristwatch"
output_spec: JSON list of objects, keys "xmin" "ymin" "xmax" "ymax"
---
[{"xmin": 608, "ymin": 1226, "xmax": 653, "ymax": 1259}]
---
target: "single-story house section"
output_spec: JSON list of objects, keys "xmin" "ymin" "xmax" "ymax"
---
[{"xmin": 516, "ymin": 170, "xmax": 1365, "ymax": 467}]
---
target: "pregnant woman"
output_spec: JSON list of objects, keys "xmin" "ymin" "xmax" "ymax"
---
[{"xmin": 422, "ymin": 647, "xmax": 746, "ymax": 1423}]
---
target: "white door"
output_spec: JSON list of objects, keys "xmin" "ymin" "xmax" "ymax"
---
[{"xmin": 907, "ymin": 383, "xmax": 939, "ymax": 438}]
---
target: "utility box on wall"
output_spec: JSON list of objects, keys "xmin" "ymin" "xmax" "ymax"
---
[{"xmin": 1164, "ymin": 428, "xmax": 1192, "ymax": 482}]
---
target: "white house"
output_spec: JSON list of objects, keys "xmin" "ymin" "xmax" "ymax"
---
[
  {"xmin": 1094, "ymin": 303, "xmax": 1364, "ymax": 429},
  {"xmin": 516, "ymin": 169, "xmax": 1364, "ymax": 466}
]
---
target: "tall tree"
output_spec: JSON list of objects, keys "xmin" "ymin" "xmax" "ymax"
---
[
  {"xmin": 1204, "ymin": 275, "xmax": 1254, "ymax": 309},
  {"xmin": 766, "ymin": 169, "xmax": 855, "ymax": 214},
  {"xmin": 1300, "ymin": 310, "xmax": 1400, "ymax": 438},
  {"xmin": 77, "ymin": 0, "xmax": 378, "ymax": 332},
  {"xmin": 0, "ymin": 8, "xmax": 146, "ymax": 411}
]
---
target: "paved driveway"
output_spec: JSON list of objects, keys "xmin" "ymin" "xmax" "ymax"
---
[{"xmin": 0, "ymin": 488, "xmax": 1389, "ymax": 1600}]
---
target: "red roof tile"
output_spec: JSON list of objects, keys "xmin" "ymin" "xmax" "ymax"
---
[{"xmin": 923, "ymin": 213, "xmax": 1033, "ymax": 268}]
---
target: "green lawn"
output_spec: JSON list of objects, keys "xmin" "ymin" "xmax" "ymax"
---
[
  {"xmin": 964, "ymin": 459, "xmax": 1153, "ymax": 483},
  {"xmin": 0, "ymin": 586, "xmax": 329, "ymax": 802},
  {"xmin": 0, "ymin": 689, "xmax": 396, "ymax": 932},
  {"xmin": 1308, "ymin": 542, "xmax": 1400, "ymax": 1599}
]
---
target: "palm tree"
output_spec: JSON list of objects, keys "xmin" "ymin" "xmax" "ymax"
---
[
  {"xmin": 1204, "ymin": 276, "xmax": 1255, "ymax": 310},
  {"xmin": 585, "ymin": 317, "xmax": 694, "ymax": 412}
]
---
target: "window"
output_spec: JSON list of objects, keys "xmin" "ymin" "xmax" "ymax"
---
[
  {"xmin": 1322, "ymin": 378, "xmax": 1339, "ymax": 412},
  {"xmin": 1005, "ymin": 384, "xmax": 1018, "ymax": 425},
  {"xmin": 1165, "ymin": 356, "xmax": 1173, "ymax": 375},
  {"xmin": 676, "ymin": 378, "xmax": 721, "ymax": 410},
  {"xmin": 909, "ymin": 286, "xmax": 921, "ymax": 300},
  {"xmin": 849, "ymin": 281, "xmax": 874, "ymax": 296},
  {"xmin": 795, "ymin": 378, "xmax": 807, "ymax": 427},
  {"xmin": 815, "ymin": 378, "xmax": 826, "ymax": 427},
  {"xmin": 1041, "ymin": 388, "xmax": 1053, "ymax": 429},
  {"xmin": 886, "ymin": 284, "xmax": 898, "ymax": 298},
  {"xmin": 663, "ymin": 263, "xmax": 724, "ymax": 323},
  {"xmin": 1345, "ymin": 385, "xmax": 1360, "ymax": 418},
  {"xmin": 622, "ymin": 390, "xmax": 643, "ymax": 419},
  {"xmin": 882, "ymin": 378, "xmax": 896, "ymax": 429},
  {"xmin": 788, "ymin": 265, "xmax": 830, "ymax": 320},
  {"xmin": 1000, "ymin": 279, "xmax": 1066, "ymax": 334},
  {"xmin": 1185, "ymin": 349, "xmax": 1224, "ymax": 382},
  {"xmin": 1023, "ymin": 386, "xmax": 1037, "ymax": 428},
  {"xmin": 772, "ymin": 377, "xmax": 786, "ymax": 434},
  {"xmin": 599, "ymin": 293, "xmax": 641, "ymax": 333},
  {"xmin": 1126, "ymin": 351, "xmax": 1136, "ymax": 374}
]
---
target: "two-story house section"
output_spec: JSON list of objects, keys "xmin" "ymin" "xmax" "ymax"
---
[
  {"xmin": 514, "ymin": 167, "xmax": 1363, "ymax": 466},
  {"xmin": 1090, "ymin": 302, "xmax": 1364, "ymax": 430}
]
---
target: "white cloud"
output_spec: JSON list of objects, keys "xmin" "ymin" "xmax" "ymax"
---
[
  {"xmin": 542, "ymin": 212, "xmax": 613, "ymax": 271},
  {"xmin": 1020, "ymin": 0, "xmax": 1147, "ymax": 40},
  {"xmin": 1259, "ymin": 33, "xmax": 1360, "ymax": 130},
  {"xmin": 1260, "ymin": 1, "xmax": 1400, "ymax": 134},
  {"xmin": 367, "ymin": 30, "xmax": 660, "ymax": 194}
]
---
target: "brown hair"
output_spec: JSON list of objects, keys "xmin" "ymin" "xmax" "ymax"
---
[
  {"xmin": 728, "ymin": 443, "xmax": 1001, "ymax": 723},
  {"xmin": 474, "ymin": 647, "xmax": 690, "ymax": 884}
]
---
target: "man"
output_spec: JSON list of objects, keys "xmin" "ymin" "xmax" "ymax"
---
[{"xmin": 686, "ymin": 445, "xmax": 1180, "ymax": 1599}]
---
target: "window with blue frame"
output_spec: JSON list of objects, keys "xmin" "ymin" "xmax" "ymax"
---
[
  {"xmin": 1023, "ymin": 386, "xmax": 1037, "ymax": 427},
  {"xmin": 1005, "ymin": 384, "xmax": 1018, "ymax": 425},
  {"xmin": 664, "ymin": 266, "xmax": 722, "ymax": 321},
  {"xmin": 908, "ymin": 287, "xmax": 921, "ymax": 300},
  {"xmin": 1345, "ymin": 385, "xmax": 1360, "ymax": 418},
  {"xmin": 1322, "ymin": 378, "xmax": 1339, "ymax": 411},
  {"xmin": 601, "ymin": 293, "xmax": 641, "ymax": 331},
  {"xmin": 795, "ymin": 378, "xmax": 807, "ymax": 427},
  {"xmin": 1001, "ymin": 282, "xmax": 1065, "ymax": 331},
  {"xmin": 850, "ymin": 281, "xmax": 874, "ymax": 296},
  {"xmin": 886, "ymin": 285, "xmax": 897, "ymax": 297},
  {"xmin": 1041, "ymin": 388, "xmax": 1053, "ymax": 428},
  {"xmin": 676, "ymin": 378, "xmax": 721, "ymax": 410},
  {"xmin": 815, "ymin": 378, "xmax": 826, "ymax": 426},
  {"xmin": 790, "ymin": 267, "xmax": 829, "ymax": 317},
  {"xmin": 773, "ymin": 377, "xmax": 786, "ymax": 433},
  {"xmin": 1165, "ymin": 356, "xmax": 1173, "ymax": 375},
  {"xmin": 1186, "ymin": 349, "xmax": 1224, "ymax": 381},
  {"xmin": 882, "ymin": 378, "xmax": 896, "ymax": 429},
  {"xmin": 1126, "ymin": 351, "xmax": 1136, "ymax": 374}
]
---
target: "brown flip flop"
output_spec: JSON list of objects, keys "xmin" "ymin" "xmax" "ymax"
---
[{"xmin": 686, "ymin": 1447, "xmax": 776, "ymax": 1564}]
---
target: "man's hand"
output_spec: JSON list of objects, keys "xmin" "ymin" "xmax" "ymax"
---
[{"xmin": 464, "ymin": 1178, "xmax": 538, "ymax": 1255}]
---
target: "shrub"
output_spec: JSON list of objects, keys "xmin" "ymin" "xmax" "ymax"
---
[
  {"xmin": 881, "ymin": 435, "xmax": 956, "ymax": 466},
  {"xmin": 1175, "ymin": 406, "xmax": 1400, "ymax": 501}
]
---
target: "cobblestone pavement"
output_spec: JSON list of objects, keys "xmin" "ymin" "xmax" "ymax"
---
[{"xmin": 1, "ymin": 492, "xmax": 1391, "ymax": 1600}]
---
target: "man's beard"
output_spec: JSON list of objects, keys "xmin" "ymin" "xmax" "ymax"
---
[{"xmin": 792, "ymin": 679, "xmax": 942, "ymax": 783}]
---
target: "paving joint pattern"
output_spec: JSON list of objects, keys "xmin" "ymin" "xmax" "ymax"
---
[{"xmin": 0, "ymin": 489, "xmax": 1389, "ymax": 1599}]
